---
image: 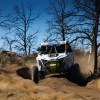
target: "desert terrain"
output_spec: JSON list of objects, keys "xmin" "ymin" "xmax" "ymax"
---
[{"xmin": 0, "ymin": 55, "xmax": 99, "ymax": 100}]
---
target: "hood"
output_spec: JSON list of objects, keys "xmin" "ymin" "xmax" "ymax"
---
[{"xmin": 36, "ymin": 53, "xmax": 67, "ymax": 61}]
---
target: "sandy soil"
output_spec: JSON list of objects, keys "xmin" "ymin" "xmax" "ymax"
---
[{"xmin": 0, "ymin": 64, "xmax": 99, "ymax": 100}]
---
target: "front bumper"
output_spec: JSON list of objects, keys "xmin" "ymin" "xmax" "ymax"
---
[{"xmin": 41, "ymin": 59, "xmax": 64, "ymax": 73}]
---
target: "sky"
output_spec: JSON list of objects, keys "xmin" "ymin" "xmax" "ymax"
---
[{"xmin": 0, "ymin": 0, "xmax": 50, "ymax": 50}]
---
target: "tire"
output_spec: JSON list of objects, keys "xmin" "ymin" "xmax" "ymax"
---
[{"xmin": 31, "ymin": 66, "xmax": 39, "ymax": 84}]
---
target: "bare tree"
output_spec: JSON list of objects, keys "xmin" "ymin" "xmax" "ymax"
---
[
  {"xmin": 27, "ymin": 31, "xmax": 38, "ymax": 55},
  {"xmin": 74, "ymin": 0, "xmax": 100, "ymax": 73},
  {"xmin": 0, "ymin": 11, "xmax": 12, "ymax": 31},
  {"xmin": 2, "ymin": 36, "xmax": 15, "ymax": 51},
  {"xmin": 0, "ymin": 11, "xmax": 16, "ymax": 51},
  {"xmin": 11, "ymin": 2, "xmax": 39, "ymax": 57},
  {"xmin": 45, "ymin": 0, "xmax": 76, "ymax": 41}
]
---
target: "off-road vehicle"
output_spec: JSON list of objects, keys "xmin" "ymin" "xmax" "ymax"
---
[{"xmin": 31, "ymin": 41, "xmax": 74, "ymax": 83}]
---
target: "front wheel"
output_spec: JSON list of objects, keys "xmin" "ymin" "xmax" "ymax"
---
[{"xmin": 31, "ymin": 66, "xmax": 39, "ymax": 84}]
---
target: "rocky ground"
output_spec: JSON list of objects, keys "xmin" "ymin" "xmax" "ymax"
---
[{"xmin": 0, "ymin": 63, "xmax": 100, "ymax": 100}]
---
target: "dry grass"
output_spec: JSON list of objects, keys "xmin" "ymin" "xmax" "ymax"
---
[
  {"xmin": 0, "ymin": 66, "xmax": 99, "ymax": 100},
  {"xmin": 0, "ymin": 54, "xmax": 99, "ymax": 100}
]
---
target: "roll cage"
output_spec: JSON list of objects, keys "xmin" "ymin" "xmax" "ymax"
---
[{"xmin": 38, "ymin": 41, "xmax": 72, "ymax": 54}]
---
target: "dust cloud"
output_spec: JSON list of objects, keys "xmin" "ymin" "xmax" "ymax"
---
[{"xmin": 74, "ymin": 54, "xmax": 94, "ymax": 78}]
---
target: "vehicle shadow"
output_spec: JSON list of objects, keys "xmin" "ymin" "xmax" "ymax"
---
[
  {"xmin": 49, "ymin": 63, "xmax": 88, "ymax": 86},
  {"xmin": 66, "ymin": 63, "xmax": 88, "ymax": 86},
  {"xmin": 16, "ymin": 67, "xmax": 31, "ymax": 79}
]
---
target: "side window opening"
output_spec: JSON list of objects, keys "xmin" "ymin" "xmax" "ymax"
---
[{"xmin": 66, "ymin": 42, "xmax": 72, "ymax": 53}]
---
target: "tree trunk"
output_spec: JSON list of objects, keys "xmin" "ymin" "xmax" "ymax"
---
[
  {"xmin": 61, "ymin": 10, "xmax": 65, "ymax": 41},
  {"xmin": 61, "ymin": 28, "xmax": 65, "ymax": 41},
  {"xmin": 28, "ymin": 45, "xmax": 31, "ymax": 56},
  {"xmin": 24, "ymin": 24, "xmax": 27, "ymax": 57},
  {"xmin": 92, "ymin": 3, "xmax": 99, "ymax": 74},
  {"xmin": 10, "ymin": 45, "xmax": 12, "ymax": 52}
]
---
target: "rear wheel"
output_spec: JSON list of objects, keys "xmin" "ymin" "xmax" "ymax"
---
[{"xmin": 31, "ymin": 66, "xmax": 38, "ymax": 84}]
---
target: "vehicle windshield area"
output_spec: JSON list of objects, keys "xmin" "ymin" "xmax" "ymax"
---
[{"xmin": 40, "ymin": 44, "xmax": 65, "ymax": 54}]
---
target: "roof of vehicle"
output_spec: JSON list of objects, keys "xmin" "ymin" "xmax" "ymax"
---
[{"xmin": 41, "ymin": 41, "xmax": 67, "ymax": 46}]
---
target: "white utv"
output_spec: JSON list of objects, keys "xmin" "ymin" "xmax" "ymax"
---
[{"xmin": 31, "ymin": 41, "xmax": 74, "ymax": 83}]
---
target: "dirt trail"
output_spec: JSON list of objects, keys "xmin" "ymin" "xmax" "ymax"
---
[{"xmin": 0, "ymin": 65, "xmax": 100, "ymax": 100}]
